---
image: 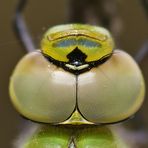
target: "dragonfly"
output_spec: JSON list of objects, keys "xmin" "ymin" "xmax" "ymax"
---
[{"xmin": 9, "ymin": 0, "xmax": 146, "ymax": 148}]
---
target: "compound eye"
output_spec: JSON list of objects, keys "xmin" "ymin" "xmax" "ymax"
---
[
  {"xmin": 9, "ymin": 51, "xmax": 76, "ymax": 123},
  {"xmin": 77, "ymin": 50, "xmax": 145, "ymax": 124}
]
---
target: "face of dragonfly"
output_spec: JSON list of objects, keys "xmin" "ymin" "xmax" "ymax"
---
[
  {"xmin": 9, "ymin": 24, "xmax": 145, "ymax": 125},
  {"xmin": 41, "ymin": 24, "xmax": 114, "ymax": 74}
]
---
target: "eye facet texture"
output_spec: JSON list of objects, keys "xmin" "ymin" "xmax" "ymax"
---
[
  {"xmin": 9, "ymin": 51, "xmax": 76, "ymax": 123},
  {"xmin": 77, "ymin": 50, "xmax": 145, "ymax": 123}
]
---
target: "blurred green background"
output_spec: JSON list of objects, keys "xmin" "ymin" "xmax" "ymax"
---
[{"xmin": 0, "ymin": 0, "xmax": 148, "ymax": 147}]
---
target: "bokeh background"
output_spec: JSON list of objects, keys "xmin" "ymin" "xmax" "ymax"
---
[{"xmin": 0, "ymin": 0, "xmax": 148, "ymax": 147}]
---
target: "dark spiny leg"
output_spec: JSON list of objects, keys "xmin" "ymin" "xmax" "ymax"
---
[{"xmin": 13, "ymin": 0, "xmax": 35, "ymax": 52}]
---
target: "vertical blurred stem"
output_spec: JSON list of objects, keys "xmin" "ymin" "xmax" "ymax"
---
[
  {"xmin": 13, "ymin": 0, "xmax": 35, "ymax": 52},
  {"xmin": 135, "ymin": 0, "xmax": 148, "ymax": 63},
  {"xmin": 141, "ymin": 0, "xmax": 148, "ymax": 16},
  {"xmin": 135, "ymin": 41, "xmax": 148, "ymax": 64}
]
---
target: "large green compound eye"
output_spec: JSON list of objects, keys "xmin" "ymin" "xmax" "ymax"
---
[
  {"xmin": 77, "ymin": 50, "xmax": 145, "ymax": 124},
  {"xmin": 9, "ymin": 52, "xmax": 76, "ymax": 123}
]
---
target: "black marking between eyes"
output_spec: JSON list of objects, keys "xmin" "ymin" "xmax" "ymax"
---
[
  {"xmin": 67, "ymin": 47, "xmax": 87, "ymax": 66},
  {"xmin": 42, "ymin": 51, "xmax": 112, "ymax": 75}
]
